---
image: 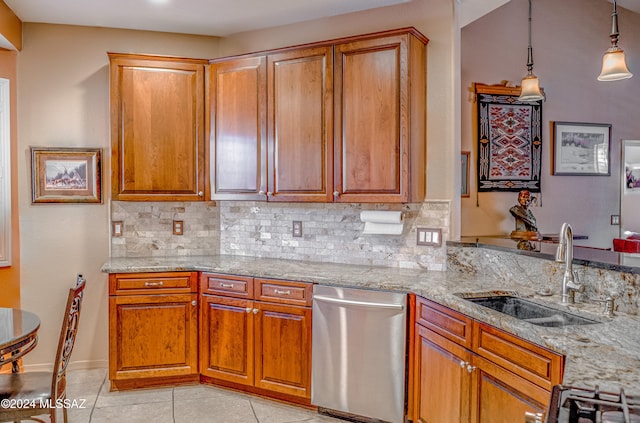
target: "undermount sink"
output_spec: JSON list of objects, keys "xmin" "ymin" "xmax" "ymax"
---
[{"xmin": 457, "ymin": 292, "xmax": 600, "ymax": 327}]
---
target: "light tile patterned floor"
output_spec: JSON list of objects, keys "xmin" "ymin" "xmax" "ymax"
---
[{"xmin": 21, "ymin": 368, "xmax": 351, "ymax": 423}]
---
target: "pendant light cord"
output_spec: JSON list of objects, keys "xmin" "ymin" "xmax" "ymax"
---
[{"xmin": 526, "ymin": 0, "xmax": 534, "ymax": 73}]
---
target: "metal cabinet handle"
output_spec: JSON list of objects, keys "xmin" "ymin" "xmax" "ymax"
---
[
  {"xmin": 274, "ymin": 289, "xmax": 291, "ymax": 295},
  {"xmin": 253, "ymin": 308, "xmax": 259, "ymax": 314},
  {"xmin": 219, "ymin": 283, "xmax": 234, "ymax": 288},
  {"xmin": 333, "ymin": 191, "xmax": 339, "ymax": 197},
  {"xmin": 459, "ymin": 361, "xmax": 466, "ymax": 368},
  {"xmin": 258, "ymin": 190, "xmax": 265, "ymax": 195},
  {"xmin": 198, "ymin": 191, "xmax": 204, "ymax": 197},
  {"xmin": 466, "ymin": 364, "xmax": 476, "ymax": 373},
  {"xmin": 246, "ymin": 307, "xmax": 252, "ymax": 313},
  {"xmin": 191, "ymin": 300, "xmax": 197, "ymax": 306},
  {"xmin": 145, "ymin": 281, "xmax": 164, "ymax": 287},
  {"xmin": 266, "ymin": 192, "xmax": 272, "ymax": 196},
  {"xmin": 524, "ymin": 412, "xmax": 544, "ymax": 423}
]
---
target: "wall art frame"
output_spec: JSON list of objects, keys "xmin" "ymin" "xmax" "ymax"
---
[
  {"xmin": 552, "ymin": 121, "xmax": 611, "ymax": 176},
  {"xmin": 31, "ymin": 147, "xmax": 102, "ymax": 203},
  {"xmin": 475, "ymin": 83, "xmax": 542, "ymax": 193}
]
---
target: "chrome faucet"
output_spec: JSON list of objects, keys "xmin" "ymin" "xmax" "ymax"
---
[{"xmin": 555, "ymin": 223, "xmax": 584, "ymax": 303}]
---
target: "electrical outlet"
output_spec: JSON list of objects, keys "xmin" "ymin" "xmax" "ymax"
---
[
  {"xmin": 292, "ymin": 221, "xmax": 302, "ymax": 237},
  {"xmin": 173, "ymin": 220, "xmax": 184, "ymax": 235},
  {"xmin": 416, "ymin": 228, "xmax": 442, "ymax": 246},
  {"xmin": 112, "ymin": 221, "xmax": 123, "ymax": 237},
  {"xmin": 611, "ymin": 215, "xmax": 620, "ymax": 225}
]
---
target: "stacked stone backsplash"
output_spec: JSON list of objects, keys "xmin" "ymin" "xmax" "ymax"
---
[
  {"xmin": 110, "ymin": 200, "xmax": 450, "ymax": 269},
  {"xmin": 448, "ymin": 246, "xmax": 640, "ymax": 315},
  {"xmin": 111, "ymin": 201, "xmax": 220, "ymax": 257},
  {"xmin": 219, "ymin": 200, "xmax": 450, "ymax": 270}
]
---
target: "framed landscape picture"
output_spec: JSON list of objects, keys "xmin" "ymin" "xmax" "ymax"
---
[
  {"xmin": 552, "ymin": 122, "xmax": 611, "ymax": 176},
  {"xmin": 31, "ymin": 147, "xmax": 102, "ymax": 203}
]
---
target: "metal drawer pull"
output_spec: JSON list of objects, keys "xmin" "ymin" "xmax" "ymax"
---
[
  {"xmin": 191, "ymin": 300, "xmax": 197, "ymax": 306},
  {"xmin": 524, "ymin": 412, "xmax": 543, "ymax": 423},
  {"xmin": 253, "ymin": 308, "xmax": 259, "ymax": 314},
  {"xmin": 459, "ymin": 361, "xmax": 466, "ymax": 368},
  {"xmin": 246, "ymin": 307, "xmax": 252, "ymax": 313},
  {"xmin": 219, "ymin": 283, "xmax": 234, "ymax": 288},
  {"xmin": 466, "ymin": 364, "xmax": 476, "ymax": 373},
  {"xmin": 274, "ymin": 289, "xmax": 291, "ymax": 295},
  {"xmin": 144, "ymin": 281, "xmax": 164, "ymax": 287}
]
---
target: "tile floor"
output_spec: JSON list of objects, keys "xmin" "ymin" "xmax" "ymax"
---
[{"xmin": 43, "ymin": 368, "xmax": 351, "ymax": 423}]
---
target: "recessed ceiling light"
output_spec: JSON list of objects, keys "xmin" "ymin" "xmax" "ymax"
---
[{"xmin": 148, "ymin": 0, "xmax": 170, "ymax": 5}]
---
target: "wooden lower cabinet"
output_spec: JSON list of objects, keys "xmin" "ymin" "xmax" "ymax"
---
[
  {"xmin": 413, "ymin": 296, "xmax": 561, "ymax": 423},
  {"xmin": 199, "ymin": 274, "xmax": 312, "ymax": 401},
  {"xmin": 108, "ymin": 272, "xmax": 200, "ymax": 390},
  {"xmin": 415, "ymin": 325, "xmax": 471, "ymax": 423},
  {"xmin": 254, "ymin": 301, "xmax": 311, "ymax": 397},
  {"xmin": 199, "ymin": 295, "xmax": 254, "ymax": 385},
  {"xmin": 472, "ymin": 355, "xmax": 549, "ymax": 423}
]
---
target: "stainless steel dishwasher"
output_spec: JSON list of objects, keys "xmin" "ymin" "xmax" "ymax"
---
[{"xmin": 311, "ymin": 285, "xmax": 407, "ymax": 423}]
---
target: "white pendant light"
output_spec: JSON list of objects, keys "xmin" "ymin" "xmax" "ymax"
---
[
  {"xmin": 518, "ymin": 0, "xmax": 545, "ymax": 102},
  {"xmin": 598, "ymin": 0, "xmax": 632, "ymax": 81}
]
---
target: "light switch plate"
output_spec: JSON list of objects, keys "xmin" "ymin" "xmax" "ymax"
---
[
  {"xmin": 173, "ymin": 220, "xmax": 184, "ymax": 235},
  {"xmin": 416, "ymin": 227, "xmax": 442, "ymax": 246},
  {"xmin": 611, "ymin": 215, "xmax": 620, "ymax": 225},
  {"xmin": 292, "ymin": 221, "xmax": 302, "ymax": 237}
]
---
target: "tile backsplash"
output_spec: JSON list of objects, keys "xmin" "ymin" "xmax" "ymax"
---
[{"xmin": 110, "ymin": 200, "xmax": 450, "ymax": 269}]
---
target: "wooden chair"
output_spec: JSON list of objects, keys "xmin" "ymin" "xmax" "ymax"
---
[{"xmin": 0, "ymin": 274, "xmax": 86, "ymax": 423}]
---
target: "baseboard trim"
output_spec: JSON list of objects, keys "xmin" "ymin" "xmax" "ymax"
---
[{"xmin": 23, "ymin": 359, "xmax": 108, "ymax": 372}]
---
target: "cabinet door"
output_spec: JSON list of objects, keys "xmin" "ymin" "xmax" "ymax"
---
[
  {"xmin": 334, "ymin": 32, "xmax": 426, "ymax": 203},
  {"xmin": 199, "ymin": 295, "xmax": 254, "ymax": 386},
  {"xmin": 109, "ymin": 293, "xmax": 198, "ymax": 381},
  {"xmin": 414, "ymin": 324, "xmax": 471, "ymax": 423},
  {"xmin": 470, "ymin": 355, "xmax": 550, "ymax": 423},
  {"xmin": 267, "ymin": 46, "xmax": 333, "ymax": 202},
  {"xmin": 210, "ymin": 56, "xmax": 267, "ymax": 200},
  {"xmin": 110, "ymin": 55, "xmax": 206, "ymax": 201},
  {"xmin": 254, "ymin": 302, "xmax": 311, "ymax": 398}
]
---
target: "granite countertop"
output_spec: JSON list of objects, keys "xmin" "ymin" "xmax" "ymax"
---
[{"xmin": 101, "ymin": 255, "xmax": 640, "ymax": 395}]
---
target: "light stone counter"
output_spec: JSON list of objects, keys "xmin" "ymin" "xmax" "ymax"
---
[{"xmin": 101, "ymin": 254, "xmax": 640, "ymax": 396}]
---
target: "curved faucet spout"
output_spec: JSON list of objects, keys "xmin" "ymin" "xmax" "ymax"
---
[{"xmin": 556, "ymin": 223, "xmax": 583, "ymax": 303}]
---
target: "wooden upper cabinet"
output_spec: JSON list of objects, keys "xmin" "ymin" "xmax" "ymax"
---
[
  {"xmin": 109, "ymin": 53, "xmax": 207, "ymax": 201},
  {"xmin": 267, "ymin": 46, "xmax": 333, "ymax": 202},
  {"xmin": 334, "ymin": 29, "xmax": 427, "ymax": 203},
  {"xmin": 209, "ymin": 27, "xmax": 427, "ymax": 203},
  {"xmin": 210, "ymin": 56, "xmax": 267, "ymax": 200}
]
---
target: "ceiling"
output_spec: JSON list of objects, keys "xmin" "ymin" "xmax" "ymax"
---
[
  {"xmin": 4, "ymin": 0, "xmax": 639, "ymax": 46},
  {"xmin": 4, "ymin": 0, "xmax": 411, "ymax": 37}
]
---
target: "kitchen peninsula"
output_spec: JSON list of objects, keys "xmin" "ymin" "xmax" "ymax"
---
[{"xmin": 102, "ymin": 244, "xmax": 640, "ymax": 399}]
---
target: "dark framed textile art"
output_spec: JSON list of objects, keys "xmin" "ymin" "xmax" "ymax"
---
[{"xmin": 475, "ymin": 84, "xmax": 542, "ymax": 192}]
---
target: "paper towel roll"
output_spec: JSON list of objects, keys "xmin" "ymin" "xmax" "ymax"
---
[
  {"xmin": 362, "ymin": 222, "xmax": 404, "ymax": 235},
  {"xmin": 359, "ymin": 211, "xmax": 403, "ymax": 224},
  {"xmin": 360, "ymin": 211, "xmax": 404, "ymax": 235}
]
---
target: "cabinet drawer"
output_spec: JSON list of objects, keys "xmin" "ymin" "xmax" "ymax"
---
[
  {"xmin": 473, "ymin": 323, "xmax": 564, "ymax": 391},
  {"xmin": 254, "ymin": 279, "xmax": 313, "ymax": 306},
  {"xmin": 109, "ymin": 272, "xmax": 197, "ymax": 295},
  {"xmin": 415, "ymin": 296, "xmax": 472, "ymax": 349},
  {"xmin": 200, "ymin": 273, "xmax": 254, "ymax": 299}
]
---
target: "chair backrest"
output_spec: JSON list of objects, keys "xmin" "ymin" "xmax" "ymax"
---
[{"xmin": 51, "ymin": 274, "xmax": 86, "ymax": 399}]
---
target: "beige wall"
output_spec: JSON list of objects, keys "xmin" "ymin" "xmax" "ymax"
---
[
  {"xmin": 17, "ymin": 0, "xmax": 457, "ymax": 369},
  {"xmin": 17, "ymin": 24, "xmax": 220, "ymax": 369},
  {"xmin": 461, "ymin": 0, "xmax": 640, "ymax": 249}
]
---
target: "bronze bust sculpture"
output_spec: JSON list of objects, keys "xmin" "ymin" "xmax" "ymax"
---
[{"xmin": 509, "ymin": 190, "xmax": 541, "ymax": 240}]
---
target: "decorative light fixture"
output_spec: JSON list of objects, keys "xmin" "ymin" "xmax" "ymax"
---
[
  {"xmin": 598, "ymin": 0, "xmax": 632, "ymax": 81},
  {"xmin": 518, "ymin": 0, "xmax": 545, "ymax": 102}
]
